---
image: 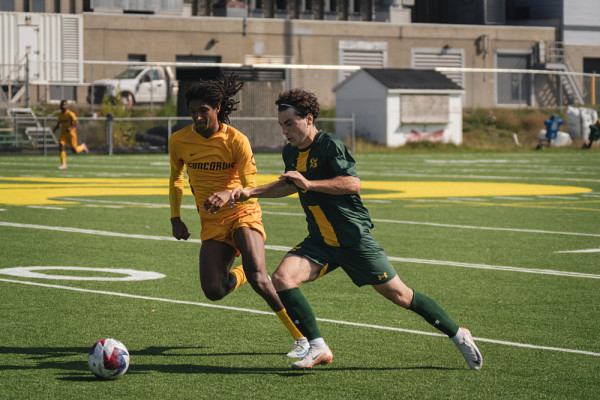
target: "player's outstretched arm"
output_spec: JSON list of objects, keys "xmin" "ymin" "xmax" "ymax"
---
[
  {"xmin": 281, "ymin": 171, "xmax": 360, "ymax": 195},
  {"xmin": 230, "ymin": 178, "xmax": 295, "ymax": 208}
]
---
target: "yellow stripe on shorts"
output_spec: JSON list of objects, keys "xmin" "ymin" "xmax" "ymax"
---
[{"xmin": 317, "ymin": 263, "xmax": 329, "ymax": 279}]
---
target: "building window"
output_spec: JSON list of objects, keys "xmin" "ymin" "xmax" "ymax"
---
[
  {"xmin": 583, "ymin": 58, "xmax": 600, "ymax": 105},
  {"xmin": 32, "ymin": 0, "xmax": 45, "ymax": 12},
  {"xmin": 50, "ymin": 86, "xmax": 76, "ymax": 101},
  {"xmin": 496, "ymin": 52, "xmax": 532, "ymax": 106},
  {"xmin": 128, "ymin": 54, "xmax": 147, "ymax": 65},
  {"xmin": 1, "ymin": 0, "xmax": 15, "ymax": 11}
]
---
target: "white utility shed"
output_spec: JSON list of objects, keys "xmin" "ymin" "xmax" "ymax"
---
[{"xmin": 334, "ymin": 69, "xmax": 464, "ymax": 146}]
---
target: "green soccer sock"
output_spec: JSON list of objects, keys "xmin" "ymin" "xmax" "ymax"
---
[
  {"xmin": 409, "ymin": 291, "xmax": 459, "ymax": 337},
  {"xmin": 277, "ymin": 287, "xmax": 323, "ymax": 341}
]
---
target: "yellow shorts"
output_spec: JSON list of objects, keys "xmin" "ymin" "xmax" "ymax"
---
[
  {"xmin": 200, "ymin": 203, "xmax": 266, "ymax": 256},
  {"xmin": 59, "ymin": 130, "xmax": 78, "ymax": 149}
]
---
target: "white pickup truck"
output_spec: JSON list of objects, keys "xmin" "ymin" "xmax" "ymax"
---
[{"xmin": 87, "ymin": 66, "xmax": 176, "ymax": 106}]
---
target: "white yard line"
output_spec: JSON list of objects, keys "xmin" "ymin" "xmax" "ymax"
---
[
  {"xmin": 536, "ymin": 195, "xmax": 581, "ymax": 200},
  {"xmin": 445, "ymin": 197, "xmax": 488, "ymax": 202},
  {"xmin": 368, "ymin": 218, "xmax": 600, "ymax": 238},
  {"xmin": 1, "ymin": 277, "xmax": 598, "ymax": 358},
  {"xmin": 54, "ymin": 198, "xmax": 600, "ymax": 238},
  {"xmin": 26, "ymin": 205, "xmax": 66, "ymax": 210},
  {"xmin": 555, "ymin": 248, "xmax": 600, "ymax": 254},
  {"xmin": 357, "ymin": 171, "xmax": 600, "ymax": 183},
  {"xmin": 493, "ymin": 196, "xmax": 535, "ymax": 201},
  {"xmin": 1, "ymin": 221, "xmax": 598, "ymax": 279},
  {"xmin": 387, "ymin": 257, "xmax": 600, "ymax": 279}
]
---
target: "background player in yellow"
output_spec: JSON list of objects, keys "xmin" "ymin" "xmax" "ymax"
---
[
  {"xmin": 53, "ymin": 100, "xmax": 88, "ymax": 170},
  {"xmin": 168, "ymin": 74, "xmax": 308, "ymax": 357}
]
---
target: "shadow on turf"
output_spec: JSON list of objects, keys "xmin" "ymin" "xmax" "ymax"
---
[
  {"xmin": 108, "ymin": 363, "xmax": 458, "ymax": 377},
  {"xmin": 0, "ymin": 346, "xmax": 459, "ymax": 380}
]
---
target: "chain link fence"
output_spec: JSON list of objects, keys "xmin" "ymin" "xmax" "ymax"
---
[{"xmin": 0, "ymin": 114, "xmax": 355, "ymax": 155}]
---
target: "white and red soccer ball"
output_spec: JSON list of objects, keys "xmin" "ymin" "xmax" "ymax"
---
[{"xmin": 87, "ymin": 338, "xmax": 130, "ymax": 379}]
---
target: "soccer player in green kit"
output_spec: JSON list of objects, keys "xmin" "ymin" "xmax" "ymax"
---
[{"xmin": 228, "ymin": 89, "xmax": 482, "ymax": 371}]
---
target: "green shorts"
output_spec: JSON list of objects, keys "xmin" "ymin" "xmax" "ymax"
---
[{"xmin": 288, "ymin": 233, "xmax": 397, "ymax": 287}]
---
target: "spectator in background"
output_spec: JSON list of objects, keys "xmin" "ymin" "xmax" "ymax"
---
[{"xmin": 583, "ymin": 120, "xmax": 600, "ymax": 149}]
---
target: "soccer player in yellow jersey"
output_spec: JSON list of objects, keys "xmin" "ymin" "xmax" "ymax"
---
[
  {"xmin": 53, "ymin": 100, "xmax": 88, "ymax": 170},
  {"xmin": 168, "ymin": 74, "xmax": 308, "ymax": 357}
]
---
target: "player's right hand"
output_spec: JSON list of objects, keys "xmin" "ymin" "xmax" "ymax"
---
[
  {"xmin": 229, "ymin": 188, "xmax": 249, "ymax": 208},
  {"xmin": 170, "ymin": 217, "xmax": 191, "ymax": 240}
]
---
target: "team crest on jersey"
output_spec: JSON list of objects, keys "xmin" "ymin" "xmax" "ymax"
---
[
  {"xmin": 377, "ymin": 272, "xmax": 388, "ymax": 281},
  {"xmin": 309, "ymin": 158, "xmax": 318, "ymax": 169}
]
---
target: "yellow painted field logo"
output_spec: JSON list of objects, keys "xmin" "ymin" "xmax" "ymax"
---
[{"xmin": 0, "ymin": 175, "xmax": 591, "ymax": 206}]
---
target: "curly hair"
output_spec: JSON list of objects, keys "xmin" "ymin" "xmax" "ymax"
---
[
  {"xmin": 185, "ymin": 73, "xmax": 244, "ymax": 124},
  {"xmin": 275, "ymin": 89, "xmax": 320, "ymax": 120}
]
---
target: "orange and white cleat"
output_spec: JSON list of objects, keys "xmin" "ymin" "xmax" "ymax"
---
[
  {"xmin": 291, "ymin": 345, "xmax": 333, "ymax": 370},
  {"xmin": 58, "ymin": 164, "xmax": 68, "ymax": 170}
]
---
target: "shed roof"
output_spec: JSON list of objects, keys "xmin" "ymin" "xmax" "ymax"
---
[{"xmin": 361, "ymin": 68, "xmax": 462, "ymax": 90}]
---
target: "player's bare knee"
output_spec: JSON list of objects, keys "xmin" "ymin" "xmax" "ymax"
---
[
  {"xmin": 271, "ymin": 269, "xmax": 292, "ymax": 291},
  {"xmin": 201, "ymin": 283, "xmax": 227, "ymax": 301},
  {"xmin": 203, "ymin": 289, "xmax": 226, "ymax": 301}
]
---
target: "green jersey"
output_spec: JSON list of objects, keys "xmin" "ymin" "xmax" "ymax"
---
[
  {"xmin": 282, "ymin": 131, "xmax": 373, "ymax": 247},
  {"xmin": 589, "ymin": 123, "xmax": 600, "ymax": 142}
]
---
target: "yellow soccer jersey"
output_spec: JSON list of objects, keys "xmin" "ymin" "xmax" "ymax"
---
[
  {"xmin": 169, "ymin": 123, "xmax": 258, "ymax": 220},
  {"xmin": 57, "ymin": 110, "xmax": 77, "ymax": 135}
]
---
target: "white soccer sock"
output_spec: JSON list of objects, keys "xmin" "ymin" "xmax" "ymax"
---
[{"xmin": 309, "ymin": 338, "xmax": 327, "ymax": 349}]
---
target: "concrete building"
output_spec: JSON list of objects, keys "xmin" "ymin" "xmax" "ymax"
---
[{"xmin": 1, "ymin": 0, "xmax": 598, "ymax": 108}]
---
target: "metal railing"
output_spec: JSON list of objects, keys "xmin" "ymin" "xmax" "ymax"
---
[
  {"xmin": 536, "ymin": 41, "xmax": 587, "ymax": 104},
  {"xmin": 0, "ymin": 114, "xmax": 356, "ymax": 154}
]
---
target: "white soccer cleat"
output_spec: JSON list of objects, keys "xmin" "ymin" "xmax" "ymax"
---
[
  {"xmin": 291, "ymin": 345, "xmax": 333, "ymax": 370},
  {"xmin": 58, "ymin": 164, "xmax": 67, "ymax": 170},
  {"xmin": 453, "ymin": 327, "xmax": 483, "ymax": 370},
  {"xmin": 286, "ymin": 337, "xmax": 310, "ymax": 358}
]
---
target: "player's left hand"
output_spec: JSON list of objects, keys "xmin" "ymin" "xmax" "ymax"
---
[
  {"xmin": 280, "ymin": 171, "xmax": 311, "ymax": 191},
  {"xmin": 204, "ymin": 190, "xmax": 231, "ymax": 215}
]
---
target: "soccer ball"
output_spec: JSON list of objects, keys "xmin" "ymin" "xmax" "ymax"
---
[{"xmin": 87, "ymin": 338, "xmax": 130, "ymax": 379}]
